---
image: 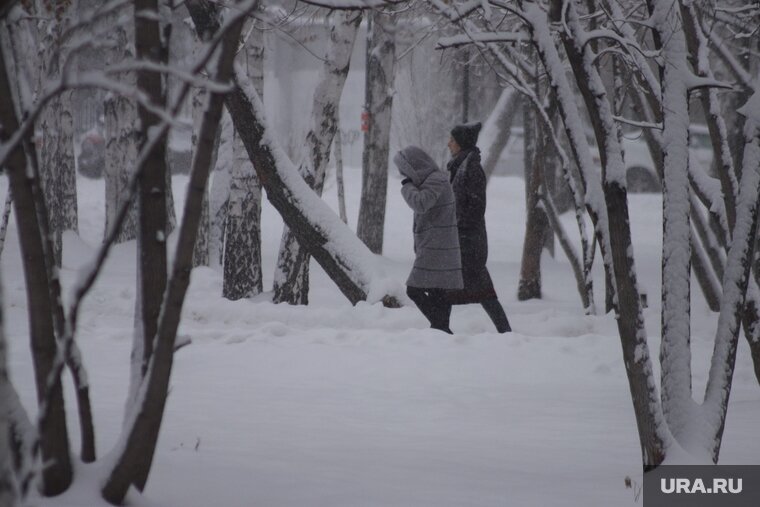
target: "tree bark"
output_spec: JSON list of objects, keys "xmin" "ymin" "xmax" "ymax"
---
[
  {"xmin": 356, "ymin": 10, "xmax": 395, "ymax": 255},
  {"xmin": 223, "ymin": 13, "xmax": 264, "ymax": 300},
  {"xmin": 546, "ymin": 0, "xmax": 667, "ymax": 467},
  {"xmin": 0, "ymin": 41, "xmax": 72, "ymax": 497},
  {"xmin": 209, "ymin": 112, "xmax": 233, "ymax": 266},
  {"xmin": 0, "ymin": 192, "xmax": 12, "ymax": 258},
  {"xmin": 37, "ymin": 4, "xmax": 78, "ymax": 266},
  {"xmin": 518, "ymin": 100, "xmax": 545, "ymax": 300},
  {"xmin": 101, "ymin": 9, "xmax": 244, "ymax": 502},
  {"xmin": 335, "ymin": 126, "xmax": 348, "ymax": 223},
  {"xmin": 187, "ymin": 2, "xmax": 400, "ymax": 307},
  {"xmin": 191, "ymin": 86, "xmax": 212, "ymax": 267},
  {"xmin": 104, "ymin": 20, "xmax": 139, "ymax": 243},
  {"xmin": 272, "ymin": 9, "xmax": 362, "ymax": 304}
]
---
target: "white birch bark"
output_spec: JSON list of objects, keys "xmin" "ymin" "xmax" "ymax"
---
[
  {"xmin": 210, "ymin": 111, "xmax": 233, "ymax": 266},
  {"xmin": 334, "ymin": 126, "xmax": 348, "ymax": 223},
  {"xmin": 104, "ymin": 20, "xmax": 139, "ymax": 243},
  {"xmin": 272, "ymin": 10, "xmax": 362, "ymax": 304},
  {"xmin": 223, "ymin": 13, "xmax": 264, "ymax": 300},
  {"xmin": 36, "ymin": 1, "xmax": 78, "ymax": 265},
  {"xmin": 191, "ymin": 86, "xmax": 211, "ymax": 267},
  {"xmin": 0, "ymin": 188, "xmax": 12, "ymax": 259}
]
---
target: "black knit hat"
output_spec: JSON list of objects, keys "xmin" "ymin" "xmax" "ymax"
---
[{"xmin": 450, "ymin": 122, "xmax": 482, "ymax": 150}]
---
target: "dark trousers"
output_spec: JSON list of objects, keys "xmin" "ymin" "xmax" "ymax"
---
[
  {"xmin": 481, "ymin": 299, "xmax": 511, "ymax": 333},
  {"xmin": 406, "ymin": 286, "xmax": 453, "ymax": 333}
]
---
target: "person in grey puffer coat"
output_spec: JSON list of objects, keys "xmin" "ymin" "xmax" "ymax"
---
[{"xmin": 395, "ymin": 146, "xmax": 463, "ymax": 334}]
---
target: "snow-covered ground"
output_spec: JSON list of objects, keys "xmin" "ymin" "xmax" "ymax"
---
[{"xmin": 2, "ymin": 166, "xmax": 759, "ymax": 506}]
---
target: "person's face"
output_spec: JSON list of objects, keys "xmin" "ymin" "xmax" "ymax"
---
[{"xmin": 448, "ymin": 136, "xmax": 461, "ymax": 156}]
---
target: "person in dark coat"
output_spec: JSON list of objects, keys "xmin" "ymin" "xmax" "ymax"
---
[
  {"xmin": 446, "ymin": 122, "xmax": 512, "ymax": 333},
  {"xmin": 395, "ymin": 145, "xmax": 464, "ymax": 334}
]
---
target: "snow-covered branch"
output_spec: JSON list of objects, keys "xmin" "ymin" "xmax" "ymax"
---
[
  {"xmin": 297, "ymin": 0, "xmax": 405, "ymax": 9},
  {"xmin": 436, "ymin": 31, "xmax": 529, "ymax": 49}
]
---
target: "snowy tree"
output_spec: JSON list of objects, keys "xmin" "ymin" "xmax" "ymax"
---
[
  {"xmin": 0, "ymin": 0, "xmax": 258, "ymax": 502},
  {"xmin": 356, "ymin": 8, "xmax": 396, "ymax": 255},
  {"xmin": 272, "ymin": 8, "xmax": 363, "ymax": 304},
  {"xmin": 13, "ymin": 0, "xmax": 79, "ymax": 266},
  {"xmin": 223, "ymin": 12, "xmax": 265, "ymax": 301},
  {"xmin": 427, "ymin": 0, "xmax": 760, "ymax": 469},
  {"xmin": 0, "ymin": 36, "xmax": 73, "ymax": 496},
  {"xmin": 188, "ymin": 1, "xmax": 403, "ymax": 307}
]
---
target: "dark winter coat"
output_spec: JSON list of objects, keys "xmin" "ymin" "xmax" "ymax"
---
[
  {"xmin": 446, "ymin": 147, "xmax": 498, "ymax": 304},
  {"xmin": 395, "ymin": 146, "xmax": 464, "ymax": 290}
]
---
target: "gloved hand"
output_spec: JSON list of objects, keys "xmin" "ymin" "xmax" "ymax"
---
[{"xmin": 401, "ymin": 177, "xmax": 412, "ymax": 186}]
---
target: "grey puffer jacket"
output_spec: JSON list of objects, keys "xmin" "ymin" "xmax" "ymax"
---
[{"xmin": 394, "ymin": 146, "xmax": 464, "ymax": 290}]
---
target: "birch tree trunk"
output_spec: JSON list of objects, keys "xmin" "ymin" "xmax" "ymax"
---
[
  {"xmin": 187, "ymin": 4, "xmax": 401, "ymax": 307},
  {"xmin": 272, "ymin": 10, "xmax": 362, "ymax": 304},
  {"xmin": 104, "ymin": 21, "xmax": 139, "ymax": 243},
  {"xmin": 209, "ymin": 111, "xmax": 233, "ymax": 266},
  {"xmin": 223, "ymin": 13, "xmax": 264, "ymax": 300},
  {"xmin": 0, "ymin": 192, "xmax": 11, "ymax": 258},
  {"xmin": 191, "ymin": 86, "xmax": 211, "ymax": 267},
  {"xmin": 37, "ymin": 2, "xmax": 78, "ymax": 266},
  {"xmin": 356, "ymin": 10, "xmax": 395, "ymax": 255},
  {"xmin": 335, "ymin": 126, "xmax": 348, "ymax": 223}
]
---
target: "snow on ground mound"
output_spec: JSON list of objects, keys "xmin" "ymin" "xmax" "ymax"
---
[{"xmin": 1, "ymin": 171, "xmax": 758, "ymax": 507}]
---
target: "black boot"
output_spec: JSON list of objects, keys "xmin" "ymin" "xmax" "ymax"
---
[{"xmin": 482, "ymin": 299, "xmax": 511, "ymax": 333}]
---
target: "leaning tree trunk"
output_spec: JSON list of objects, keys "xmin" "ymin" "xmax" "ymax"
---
[
  {"xmin": 0, "ymin": 44, "xmax": 72, "ymax": 496},
  {"xmin": 187, "ymin": 3, "xmax": 401, "ymax": 307},
  {"xmin": 272, "ymin": 9, "xmax": 363, "ymax": 304},
  {"xmin": 356, "ymin": 10, "xmax": 396, "ymax": 255},
  {"xmin": 104, "ymin": 21, "xmax": 139, "ymax": 243},
  {"xmin": 223, "ymin": 13, "xmax": 264, "ymax": 300}
]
